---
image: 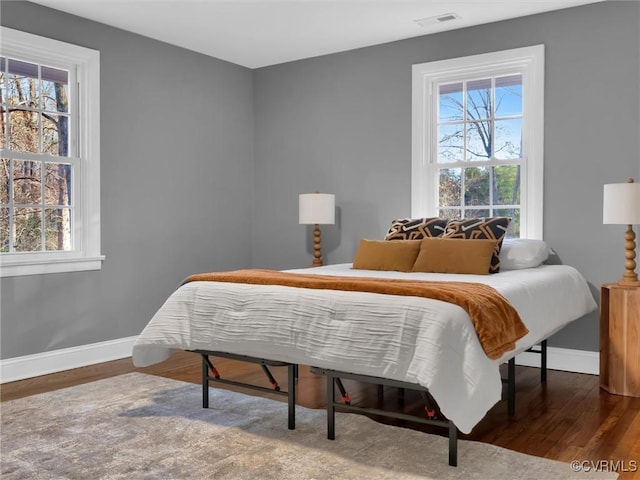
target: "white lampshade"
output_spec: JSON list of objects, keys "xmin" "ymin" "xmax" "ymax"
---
[
  {"xmin": 299, "ymin": 193, "xmax": 335, "ymax": 225},
  {"xmin": 603, "ymin": 181, "xmax": 640, "ymax": 225}
]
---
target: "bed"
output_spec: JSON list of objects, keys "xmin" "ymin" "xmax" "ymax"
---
[
  {"xmin": 133, "ymin": 217, "xmax": 596, "ymax": 466},
  {"xmin": 132, "ymin": 259, "xmax": 596, "ymax": 465}
]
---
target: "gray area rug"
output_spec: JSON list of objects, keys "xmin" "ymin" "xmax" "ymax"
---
[{"xmin": 1, "ymin": 372, "xmax": 616, "ymax": 480}]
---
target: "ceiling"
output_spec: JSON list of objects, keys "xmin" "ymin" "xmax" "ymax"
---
[{"xmin": 29, "ymin": 0, "xmax": 604, "ymax": 68}]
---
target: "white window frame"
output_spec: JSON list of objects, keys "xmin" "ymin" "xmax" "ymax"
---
[
  {"xmin": 0, "ymin": 27, "xmax": 103, "ymax": 277},
  {"xmin": 411, "ymin": 45, "xmax": 544, "ymax": 239}
]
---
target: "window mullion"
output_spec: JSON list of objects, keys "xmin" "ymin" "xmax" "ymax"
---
[
  {"xmin": 462, "ymin": 80, "xmax": 468, "ymax": 163},
  {"xmin": 39, "ymin": 64, "xmax": 44, "ymax": 252},
  {"xmin": 37, "ymin": 65, "xmax": 43, "ymax": 157},
  {"xmin": 8, "ymin": 158, "xmax": 14, "ymax": 252},
  {"xmin": 40, "ymin": 159, "xmax": 45, "ymax": 251},
  {"xmin": 461, "ymin": 80, "xmax": 467, "ymax": 218},
  {"xmin": 489, "ymin": 166, "xmax": 494, "ymax": 217},
  {"xmin": 489, "ymin": 77, "xmax": 495, "ymax": 217},
  {"xmin": 461, "ymin": 166, "xmax": 466, "ymax": 217}
]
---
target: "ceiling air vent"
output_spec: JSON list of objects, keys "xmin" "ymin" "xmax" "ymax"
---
[
  {"xmin": 437, "ymin": 13, "xmax": 458, "ymax": 23},
  {"xmin": 414, "ymin": 13, "xmax": 459, "ymax": 28}
]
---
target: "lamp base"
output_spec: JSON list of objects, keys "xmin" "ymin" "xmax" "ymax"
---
[
  {"xmin": 616, "ymin": 225, "xmax": 639, "ymax": 287},
  {"xmin": 311, "ymin": 224, "xmax": 324, "ymax": 267}
]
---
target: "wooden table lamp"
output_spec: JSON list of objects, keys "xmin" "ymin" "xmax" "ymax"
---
[
  {"xmin": 603, "ymin": 178, "xmax": 640, "ymax": 286},
  {"xmin": 299, "ymin": 192, "xmax": 335, "ymax": 267}
]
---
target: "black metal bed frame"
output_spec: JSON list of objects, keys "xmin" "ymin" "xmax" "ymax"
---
[
  {"xmin": 193, "ymin": 350, "xmax": 297, "ymax": 430},
  {"xmin": 193, "ymin": 339, "xmax": 548, "ymax": 467},
  {"xmin": 311, "ymin": 339, "xmax": 548, "ymax": 467},
  {"xmin": 313, "ymin": 366, "xmax": 460, "ymax": 465},
  {"xmin": 504, "ymin": 339, "xmax": 548, "ymax": 416}
]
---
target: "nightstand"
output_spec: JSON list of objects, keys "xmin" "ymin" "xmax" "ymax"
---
[{"xmin": 600, "ymin": 283, "xmax": 640, "ymax": 397}]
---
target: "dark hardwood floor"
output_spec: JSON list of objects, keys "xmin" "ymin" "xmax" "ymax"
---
[{"xmin": 2, "ymin": 350, "xmax": 639, "ymax": 479}]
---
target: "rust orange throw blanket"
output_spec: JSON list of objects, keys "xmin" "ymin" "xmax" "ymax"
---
[{"xmin": 185, "ymin": 269, "xmax": 529, "ymax": 360}]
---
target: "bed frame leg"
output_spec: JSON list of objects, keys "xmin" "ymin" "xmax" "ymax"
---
[
  {"xmin": 507, "ymin": 358, "xmax": 516, "ymax": 416},
  {"xmin": 541, "ymin": 340, "xmax": 547, "ymax": 383},
  {"xmin": 448, "ymin": 422, "xmax": 458, "ymax": 467},
  {"xmin": 201, "ymin": 354, "xmax": 209, "ymax": 409},
  {"xmin": 327, "ymin": 373, "xmax": 336, "ymax": 440},
  {"xmin": 288, "ymin": 364, "xmax": 296, "ymax": 430}
]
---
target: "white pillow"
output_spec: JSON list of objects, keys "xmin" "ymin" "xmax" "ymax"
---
[{"xmin": 499, "ymin": 238, "xmax": 550, "ymax": 270}]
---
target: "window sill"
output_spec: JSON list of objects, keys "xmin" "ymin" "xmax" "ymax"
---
[{"xmin": 0, "ymin": 254, "xmax": 105, "ymax": 277}]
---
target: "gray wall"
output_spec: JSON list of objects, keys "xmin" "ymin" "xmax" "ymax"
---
[
  {"xmin": 253, "ymin": 1, "xmax": 640, "ymax": 351},
  {"xmin": 1, "ymin": 1, "xmax": 638, "ymax": 360},
  {"xmin": 0, "ymin": 2, "xmax": 254, "ymax": 358}
]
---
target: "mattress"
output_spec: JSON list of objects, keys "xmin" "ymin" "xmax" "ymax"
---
[{"xmin": 132, "ymin": 263, "xmax": 596, "ymax": 433}]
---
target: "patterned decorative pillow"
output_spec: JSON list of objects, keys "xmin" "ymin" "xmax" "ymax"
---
[
  {"xmin": 384, "ymin": 217, "xmax": 448, "ymax": 241},
  {"xmin": 443, "ymin": 217, "xmax": 511, "ymax": 273}
]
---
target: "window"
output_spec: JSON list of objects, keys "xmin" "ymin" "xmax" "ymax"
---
[
  {"xmin": 1, "ymin": 27, "xmax": 102, "ymax": 277},
  {"xmin": 411, "ymin": 45, "xmax": 544, "ymax": 239}
]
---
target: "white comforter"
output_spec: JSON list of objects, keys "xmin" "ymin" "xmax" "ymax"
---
[{"xmin": 132, "ymin": 264, "xmax": 596, "ymax": 433}]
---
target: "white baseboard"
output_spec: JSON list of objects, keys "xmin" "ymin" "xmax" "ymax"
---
[
  {"xmin": 516, "ymin": 346, "xmax": 599, "ymax": 375},
  {"xmin": 0, "ymin": 338, "xmax": 598, "ymax": 383},
  {"xmin": 0, "ymin": 336, "xmax": 138, "ymax": 384}
]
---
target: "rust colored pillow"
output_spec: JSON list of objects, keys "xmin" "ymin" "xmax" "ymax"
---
[
  {"xmin": 412, "ymin": 238, "xmax": 497, "ymax": 275},
  {"xmin": 352, "ymin": 239, "xmax": 421, "ymax": 272}
]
